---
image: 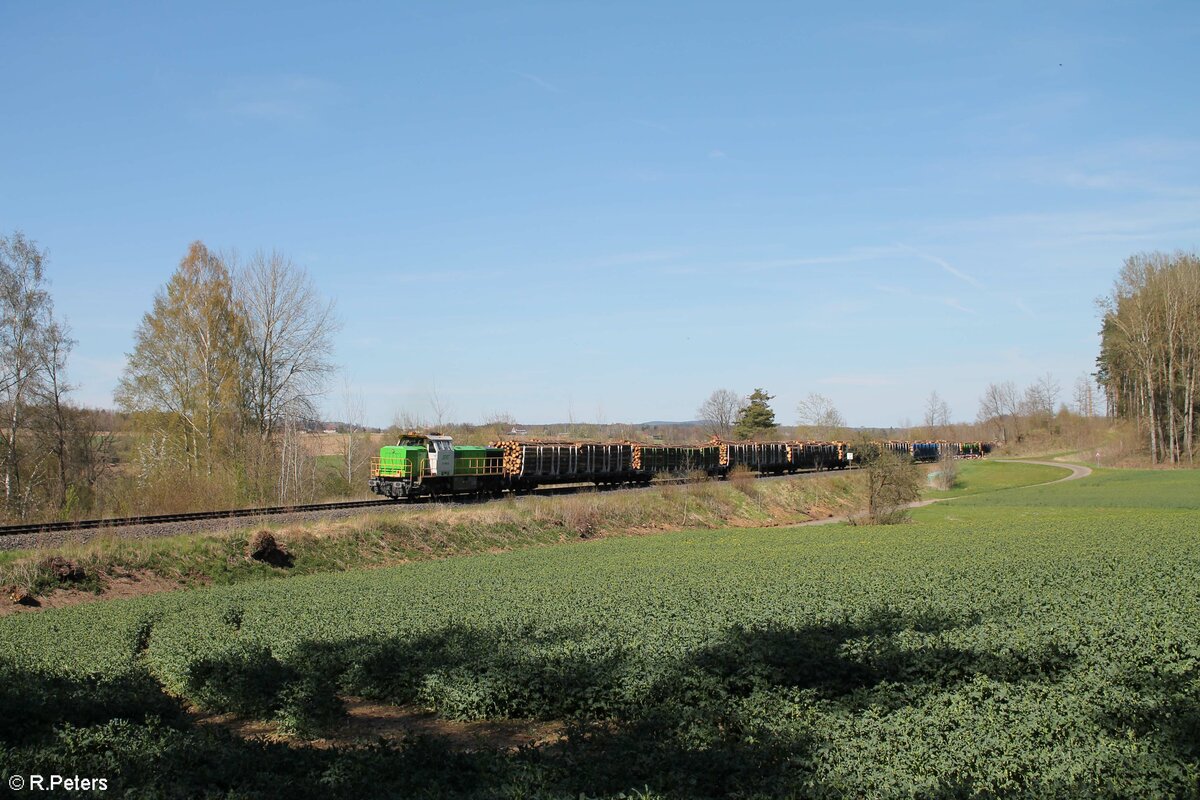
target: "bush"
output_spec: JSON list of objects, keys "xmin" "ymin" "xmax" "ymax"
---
[
  {"xmin": 856, "ymin": 451, "xmax": 923, "ymax": 525},
  {"xmin": 933, "ymin": 453, "xmax": 959, "ymax": 491},
  {"xmin": 728, "ymin": 466, "xmax": 758, "ymax": 497}
]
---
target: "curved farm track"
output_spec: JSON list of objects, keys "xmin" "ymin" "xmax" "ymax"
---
[
  {"xmin": 803, "ymin": 458, "xmax": 1092, "ymax": 525},
  {"xmin": 997, "ymin": 459, "xmax": 1093, "ymax": 483}
]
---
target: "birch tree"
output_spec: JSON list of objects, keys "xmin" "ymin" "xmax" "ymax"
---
[
  {"xmin": 116, "ymin": 242, "xmax": 246, "ymax": 474},
  {"xmin": 1097, "ymin": 251, "xmax": 1200, "ymax": 463},
  {"xmin": 0, "ymin": 232, "xmax": 53, "ymax": 516}
]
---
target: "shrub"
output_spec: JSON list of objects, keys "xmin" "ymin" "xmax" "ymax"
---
[
  {"xmin": 933, "ymin": 453, "xmax": 959, "ymax": 491},
  {"xmin": 856, "ymin": 450, "xmax": 923, "ymax": 525},
  {"xmin": 246, "ymin": 531, "xmax": 293, "ymax": 568},
  {"xmin": 728, "ymin": 466, "xmax": 758, "ymax": 497}
]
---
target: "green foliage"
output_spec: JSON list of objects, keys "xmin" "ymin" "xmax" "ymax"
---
[
  {"xmin": 732, "ymin": 388, "xmax": 778, "ymax": 440},
  {"xmin": 2, "ymin": 470, "xmax": 1199, "ymax": 797}
]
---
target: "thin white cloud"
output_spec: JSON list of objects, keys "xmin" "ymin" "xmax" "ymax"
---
[
  {"xmin": 873, "ymin": 283, "xmax": 976, "ymax": 315},
  {"xmin": 584, "ymin": 249, "xmax": 687, "ymax": 269},
  {"xmin": 929, "ymin": 200, "xmax": 1200, "ymax": 249},
  {"xmin": 898, "ymin": 243, "xmax": 984, "ymax": 289},
  {"xmin": 897, "ymin": 243, "xmax": 1036, "ymax": 318},
  {"xmin": 730, "ymin": 245, "xmax": 901, "ymax": 272},
  {"xmin": 634, "ymin": 119, "xmax": 669, "ymax": 133},
  {"xmin": 708, "ymin": 149, "xmax": 727, "ymax": 159},
  {"xmin": 1009, "ymin": 295, "xmax": 1035, "ymax": 317},
  {"xmin": 215, "ymin": 75, "xmax": 339, "ymax": 122},
  {"xmin": 512, "ymin": 71, "xmax": 561, "ymax": 93}
]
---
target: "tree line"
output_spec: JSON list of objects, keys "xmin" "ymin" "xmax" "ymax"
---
[
  {"xmin": 0, "ymin": 232, "xmax": 341, "ymax": 522},
  {"xmin": 116, "ymin": 241, "xmax": 340, "ymax": 508},
  {"xmin": 1, "ymin": 233, "xmax": 112, "ymax": 519},
  {"xmin": 698, "ymin": 388, "xmax": 960, "ymax": 442},
  {"xmin": 1097, "ymin": 251, "xmax": 1200, "ymax": 464}
]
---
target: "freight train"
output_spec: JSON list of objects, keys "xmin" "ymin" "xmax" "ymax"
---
[{"xmin": 368, "ymin": 433, "xmax": 993, "ymax": 500}]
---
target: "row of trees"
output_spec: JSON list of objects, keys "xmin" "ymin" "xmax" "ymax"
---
[
  {"xmin": 116, "ymin": 242, "xmax": 340, "ymax": 505},
  {"xmin": 697, "ymin": 388, "xmax": 781, "ymax": 440},
  {"xmin": 1, "ymin": 232, "xmax": 342, "ymax": 521},
  {"xmin": 976, "ymin": 373, "xmax": 1071, "ymax": 444},
  {"xmin": 698, "ymin": 388, "xmax": 954, "ymax": 442},
  {"xmin": 1096, "ymin": 251, "xmax": 1199, "ymax": 464},
  {"xmin": 1, "ymin": 232, "xmax": 112, "ymax": 519}
]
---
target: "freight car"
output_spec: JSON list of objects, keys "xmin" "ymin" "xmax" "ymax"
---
[{"xmin": 370, "ymin": 433, "xmax": 994, "ymax": 500}]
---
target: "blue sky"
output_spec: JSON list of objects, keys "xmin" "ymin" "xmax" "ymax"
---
[{"xmin": 3, "ymin": 2, "xmax": 1198, "ymax": 428}]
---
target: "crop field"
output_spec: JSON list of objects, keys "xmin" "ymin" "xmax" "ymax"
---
[{"xmin": 1, "ymin": 465, "xmax": 1198, "ymax": 798}]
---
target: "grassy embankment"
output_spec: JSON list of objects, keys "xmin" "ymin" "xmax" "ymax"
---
[
  {"xmin": 1, "ymin": 471, "xmax": 860, "ymax": 604},
  {"xmin": 923, "ymin": 458, "xmax": 1071, "ymax": 499},
  {"xmin": 1, "ymin": 465, "xmax": 1197, "ymax": 798}
]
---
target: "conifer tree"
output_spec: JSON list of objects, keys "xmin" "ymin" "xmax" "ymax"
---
[{"xmin": 733, "ymin": 388, "xmax": 778, "ymax": 440}]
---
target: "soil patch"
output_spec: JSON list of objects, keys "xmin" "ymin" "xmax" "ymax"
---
[
  {"xmin": 193, "ymin": 697, "xmax": 566, "ymax": 751},
  {"xmin": 0, "ymin": 570, "xmax": 200, "ymax": 616}
]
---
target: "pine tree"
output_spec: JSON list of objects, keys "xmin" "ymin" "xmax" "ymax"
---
[{"xmin": 733, "ymin": 388, "xmax": 778, "ymax": 440}]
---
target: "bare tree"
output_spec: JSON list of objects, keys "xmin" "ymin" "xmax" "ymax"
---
[
  {"xmin": 30, "ymin": 320, "xmax": 74, "ymax": 509},
  {"xmin": 796, "ymin": 392, "xmax": 845, "ymax": 440},
  {"xmin": 1022, "ymin": 372, "xmax": 1060, "ymax": 420},
  {"xmin": 482, "ymin": 411, "xmax": 517, "ymax": 441},
  {"xmin": 924, "ymin": 391, "xmax": 951, "ymax": 438},
  {"xmin": 239, "ymin": 250, "xmax": 339, "ymax": 440},
  {"xmin": 977, "ymin": 381, "xmax": 1021, "ymax": 442},
  {"xmin": 392, "ymin": 409, "xmax": 426, "ymax": 434},
  {"xmin": 697, "ymin": 389, "xmax": 743, "ymax": 437},
  {"xmin": 341, "ymin": 378, "xmax": 367, "ymax": 487},
  {"xmin": 1073, "ymin": 374, "xmax": 1097, "ymax": 417},
  {"xmin": 428, "ymin": 383, "xmax": 453, "ymax": 430}
]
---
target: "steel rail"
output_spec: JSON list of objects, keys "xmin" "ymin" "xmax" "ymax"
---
[{"xmin": 0, "ymin": 499, "xmax": 395, "ymax": 537}]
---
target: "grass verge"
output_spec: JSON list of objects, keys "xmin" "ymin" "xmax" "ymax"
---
[
  {"xmin": 923, "ymin": 459, "xmax": 1071, "ymax": 499},
  {"xmin": 1, "ymin": 472, "xmax": 860, "ymax": 609}
]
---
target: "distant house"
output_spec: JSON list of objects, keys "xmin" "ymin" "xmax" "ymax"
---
[{"xmin": 507, "ymin": 427, "xmax": 528, "ymax": 436}]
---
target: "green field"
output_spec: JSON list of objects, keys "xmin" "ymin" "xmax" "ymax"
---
[
  {"xmin": 923, "ymin": 458, "xmax": 1071, "ymax": 498},
  {"xmin": 2, "ymin": 466, "xmax": 1198, "ymax": 798}
]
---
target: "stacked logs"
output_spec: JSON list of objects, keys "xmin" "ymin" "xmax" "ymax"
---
[
  {"xmin": 489, "ymin": 440, "xmax": 631, "ymax": 477},
  {"xmin": 709, "ymin": 437, "xmax": 731, "ymax": 467},
  {"xmin": 629, "ymin": 442, "xmax": 644, "ymax": 470},
  {"xmin": 491, "ymin": 440, "xmax": 529, "ymax": 477}
]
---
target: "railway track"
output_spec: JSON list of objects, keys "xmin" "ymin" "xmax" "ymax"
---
[
  {"xmin": 0, "ymin": 468, "xmax": 844, "ymax": 545},
  {"xmin": 0, "ymin": 499, "xmax": 395, "ymax": 538}
]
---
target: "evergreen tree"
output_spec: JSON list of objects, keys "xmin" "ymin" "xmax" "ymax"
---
[{"xmin": 733, "ymin": 388, "xmax": 778, "ymax": 439}]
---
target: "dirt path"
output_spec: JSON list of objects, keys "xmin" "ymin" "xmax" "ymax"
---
[
  {"xmin": 798, "ymin": 458, "xmax": 1092, "ymax": 526},
  {"xmin": 996, "ymin": 459, "xmax": 1093, "ymax": 483}
]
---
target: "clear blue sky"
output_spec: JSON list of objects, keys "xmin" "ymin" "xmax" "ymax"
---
[{"xmin": 3, "ymin": 2, "xmax": 1198, "ymax": 428}]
